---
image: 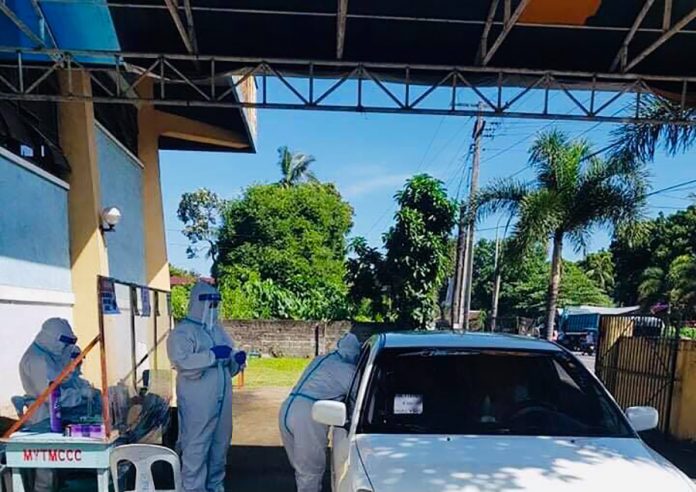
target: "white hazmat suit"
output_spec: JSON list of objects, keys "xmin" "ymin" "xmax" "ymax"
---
[
  {"xmin": 279, "ymin": 333, "xmax": 361, "ymax": 492},
  {"xmin": 167, "ymin": 282, "xmax": 243, "ymax": 492},
  {"xmin": 19, "ymin": 318, "xmax": 98, "ymax": 492}
]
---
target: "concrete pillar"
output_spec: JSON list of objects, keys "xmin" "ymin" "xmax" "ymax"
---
[
  {"xmin": 58, "ymin": 69, "xmax": 108, "ymax": 383},
  {"xmin": 137, "ymin": 80, "xmax": 171, "ymax": 291}
]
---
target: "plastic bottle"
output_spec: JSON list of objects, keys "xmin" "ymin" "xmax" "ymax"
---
[{"xmin": 49, "ymin": 382, "xmax": 62, "ymax": 433}]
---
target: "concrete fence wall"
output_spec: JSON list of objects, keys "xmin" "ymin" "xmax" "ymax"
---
[{"xmin": 221, "ymin": 320, "xmax": 397, "ymax": 358}]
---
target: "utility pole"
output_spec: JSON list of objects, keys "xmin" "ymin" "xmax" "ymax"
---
[
  {"xmin": 490, "ymin": 232, "xmax": 502, "ymax": 332},
  {"xmin": 461, "ymin": 109, "xmax": 485, "ymax": 330},
  {"xmin": 451, "ymin": 104, "xmax": 485, "ymax": 330}
]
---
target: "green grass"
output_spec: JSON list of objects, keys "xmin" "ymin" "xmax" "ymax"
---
[{"xmin": 238, "ymin": 357, "xmax": 311, "ymax": 388}]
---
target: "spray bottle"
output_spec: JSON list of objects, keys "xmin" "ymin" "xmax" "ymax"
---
[{"xmin": 49, "ymin": 382, "xmax": 62, "ymax": 433}]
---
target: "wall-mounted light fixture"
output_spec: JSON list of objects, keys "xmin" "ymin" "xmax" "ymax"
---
[{"xmin": 100, "ymin": 206, "xmax": 122, "ymax": 233}]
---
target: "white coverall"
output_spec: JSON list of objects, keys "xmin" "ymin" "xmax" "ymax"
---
[
  {"xmin": 19, "ymin": 318, "xmax": 95, "ymax": 492},
  {"xmin": 167, "ymin": 282, "xmax": 242, "ymax": 492},
  {"xmin": 279, "ymin": 333, "xmax": 361, "ymax": 492}
]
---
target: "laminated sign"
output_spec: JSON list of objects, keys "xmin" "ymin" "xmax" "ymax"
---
[
  {"xmin": 99, "ymin": 278, "xmax": 119, "ymax": 315},
  {"xmin": 393, "ymin": 394, "xmax": 423, "ymax": 415},
  {"xmin": 140, "ymin": 287, "xmax": 151, "ymax": 317}
]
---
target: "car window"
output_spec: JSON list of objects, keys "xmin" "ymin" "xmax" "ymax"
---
[
  {"xmin": 357, "ymin": 348, "xmax": 633, "ymax": 438},
  {"xmin": 346, "ymin": 344, "xmax": 371, "ymax": 415}
]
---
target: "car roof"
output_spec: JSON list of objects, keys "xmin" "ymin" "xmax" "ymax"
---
[{"xmin": 379, "ymin": 331, "xmax": 563, "ymax": 352}]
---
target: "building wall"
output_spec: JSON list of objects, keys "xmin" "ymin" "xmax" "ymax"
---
[
  {"xmin": 0, "ymin": 148, "xmax": 74, "ymax": 416},
  {"xmin": 96, "ymin": 123, "xmax": 146, "ymax": 285}
]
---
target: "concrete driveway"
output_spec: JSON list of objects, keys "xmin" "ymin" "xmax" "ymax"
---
[{"xmin": 227, "ymin": 386, "xmax": 331, "ymax": 492}]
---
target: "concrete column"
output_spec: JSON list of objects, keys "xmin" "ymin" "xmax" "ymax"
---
[
  {"xmin": 137, "ymin": 80, "xmax": 171, "ymax": 291},
  {"xmin": 58, "ymin": 69, "xmax": 108, "ymax": 383}
]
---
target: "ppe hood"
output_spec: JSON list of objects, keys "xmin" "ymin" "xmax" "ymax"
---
[
  {"xmin": 186, "ymin": 281, "xmax": 220, "ymax": 326},
  {"xmin": 355, "ymin": 434, "xmax": 696, "ymax": 492},
  {"xmin": 336, "ymin": 333, "xmax": 360, "ymax": 364},
  {"xmin": 34, "ymin": 318, "xmax": 76, "ymax": 359}
]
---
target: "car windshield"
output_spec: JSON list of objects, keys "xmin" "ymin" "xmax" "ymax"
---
[{"xmin": 358, "ymin": 348, "xmax": 633, "ymax": 438}]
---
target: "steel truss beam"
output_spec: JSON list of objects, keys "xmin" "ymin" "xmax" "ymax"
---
[
  {"xmin": 482, "ymin": 0, "xmax": 531, "ymax": 66},
  {"xmin": 611, "ymin": 0, "xmax": 656, "ymax": 71},
  {"xmin": 624, "ymin": 7, "xmax": 696, "ymax": 72},
  {"xmin": 1, "ymin": 47, "xmax": 695, "ymax": 125},
  {"xmin": 163, "ymin": 0, "xmax": 196, "ymax": 54}
]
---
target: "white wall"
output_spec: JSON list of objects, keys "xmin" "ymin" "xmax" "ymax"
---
[{"xmin": 0, "ymin": 150, "xmax": 74, "ymax": 417}]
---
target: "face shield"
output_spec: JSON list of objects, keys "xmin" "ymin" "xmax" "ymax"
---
[{"xmin": 199, "ymin": 292, "xmax": 222, "ymax": 330}]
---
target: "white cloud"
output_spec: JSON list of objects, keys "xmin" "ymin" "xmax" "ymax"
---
[{"xmin": 342, "ymin": 173, "xmax": 411, "ymax": 198}]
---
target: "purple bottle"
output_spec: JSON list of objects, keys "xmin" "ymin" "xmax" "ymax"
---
[{"xmin": 48, "ymin": 382, "xmax": 62, "ymax": 433}]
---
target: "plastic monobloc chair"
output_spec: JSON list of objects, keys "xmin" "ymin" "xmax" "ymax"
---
[{"xmin": 109, "ymin": 444, "xmax": 182, "ymax": 492}]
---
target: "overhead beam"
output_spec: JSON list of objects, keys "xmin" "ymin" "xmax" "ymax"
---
[
  {"xmin": 481, "ymin": 0, "xmax": 531, "ymax": 66},
  {"xmin": 163, "ymin": 0, "xmax": 195, "ymax": 54},
  {"xmin": 336, "ymin": 0, "xmax": 348, "ymax": 59},
  {"xmin": 477, "ymin": 0, "xmax": 500, "ymax": 63},
  {"xmin": 663, "ymin": 0, "xmax": 673, "ymax": 30},
  {"xmin": 610, "ymin": 0, "xmax": 656, "ymax": 71},
  {"xmin": 624, "ymin": 7, "xmax": 696, "ymax": 72},
  {"xmin": 0, "ymin": 2, "xmax": 45, "ymax": 47},
  {"xmin": 182, "ymin": 0, "xmax": 198, "ymax": 54}
]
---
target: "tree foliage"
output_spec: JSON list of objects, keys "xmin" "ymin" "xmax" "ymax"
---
[
  {"xmin": 177, "ymin": 188, "xmax": 225, "ymax": 260},
  {"xmin": 469, "ymin": 239, "xmax": 611, "ymax": 321},
  {"xmin": 611, "ymin": 95, "xmax": 696, "ymax": 163},
  {"xmin": 277, "ymin": 146, "xmax": 318, "ymax": 187},
  {"xmin": 345, "ymin": 237, "xmax": 388, "ymax": 321},
  {"xmin": 477, "ymin": 130, "xmax": 647, "ymax": 336},
  {"xmin": 214, "ymin": 182, "xmax": 353, "ymax": 320},
  {"xmin": 578, "ymin": 250, "xmax": 615, "ymax": 296},
  {"xmin": 383, "ymin": 174, "xmax": 457, "ymax": 328},
  {"xmin": 611, "ymin": 206, "xmax": 696, "ymax": 305}
]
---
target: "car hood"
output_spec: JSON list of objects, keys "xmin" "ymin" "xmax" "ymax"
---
[{"xmin": 356, "ymin": 434, "xmax": 695, "ymax": 492}]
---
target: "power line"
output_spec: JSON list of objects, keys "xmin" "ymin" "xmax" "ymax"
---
[{"xmin": 647, "ymin": 178, "xmax": 696, "ymax": 197}]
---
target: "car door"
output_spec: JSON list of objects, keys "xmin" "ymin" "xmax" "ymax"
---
[{"xmin": 331, "ymin": 342, "xmax": 371, "ymax": 489}]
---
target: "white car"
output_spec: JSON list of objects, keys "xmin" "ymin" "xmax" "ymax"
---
[{"xmin": 312, "ymin": 332, "xmax": 695, "ymax": 492}]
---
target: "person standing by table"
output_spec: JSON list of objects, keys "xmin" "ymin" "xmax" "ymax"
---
[{"xmin": 167, "ymin": 281, "xmax": 246, "ymax": 492}]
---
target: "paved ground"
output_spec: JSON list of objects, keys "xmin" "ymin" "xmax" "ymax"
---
[{"xmin": 227, "ymin": 386, "xmax": 331, "ymax": 492}]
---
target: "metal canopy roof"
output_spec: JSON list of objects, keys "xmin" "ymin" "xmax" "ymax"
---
[{"xmin": 3, "ymin": 0, "xmax": 696, "ymax": 124}]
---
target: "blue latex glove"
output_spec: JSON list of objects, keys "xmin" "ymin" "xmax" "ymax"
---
[
  {"xmin": 211, "ymin": 345, "xmax": 232, "ymax": 360},
  {"xmin": 234, "ymin": 350, "xmax": 247, "ymax": 366}
]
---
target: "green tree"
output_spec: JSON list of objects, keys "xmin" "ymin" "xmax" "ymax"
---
[
  {"xmin": 277, "ymin": 145, "xmax": 318, "ymax": 187},
  {"xmin": 611, "ymin": 206, "xmax": 696, "ymax": 305},
  {"xmin": 215, "ymin": 182, "xmax": 353, "ymax": 320},
  {"xmin": 477, "ymin": 130, "xmax": 647, "ymax": 338},
  {"xmin": 383, "ymin": 174, "xmax": 457, "ymax": 328},
  {"xmin": 578, "ymin": 250, "xmax": 615, "ymax": 296},
  {"xmin": 177, "ymin": 188, "xmax": 225, "ymax": 261},
  {"xmin": 469, "ymin": 240, "xmax": 611, "ymax": 321},
  {"xmin": 345, "ymin": 237, "xmax": 388, "ymax": 321},
  {"xmin": 639, "ymin": 254, "xmax": 696, "ymax": 323}
]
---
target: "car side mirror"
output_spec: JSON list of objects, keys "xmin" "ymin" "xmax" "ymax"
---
[
  {"xmin": 312, "ymin": 400, "xmax": 347, "ymax": 427},
  {"xmin": 626, "ymin": 406, "xmax": 659, "ymax": 432}
]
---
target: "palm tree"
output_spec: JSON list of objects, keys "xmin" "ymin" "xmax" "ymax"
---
[
  {"xmin": 580, "ymin": 250, "xmax": 615, "ymax": 295},
  {"xmin": 277, "ymin": 145, "xmax": 318, "ymax": 187},
  {"xmin": 477, "ymin": 130, "xmax": 648, "ymax": 339},
  {"xmin": 611, "ymin": 95, "xmax": 696, "ymax": 162}
]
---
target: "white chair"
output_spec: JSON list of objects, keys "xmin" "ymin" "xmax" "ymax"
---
[{"xmin": 109, "ymin": 444, "xmax": 182, "ymax": 492}]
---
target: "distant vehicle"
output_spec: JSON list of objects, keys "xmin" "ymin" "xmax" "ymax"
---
[{"xmin": 312, "ymin": 332, "xmax": 695, "ymax": 492}]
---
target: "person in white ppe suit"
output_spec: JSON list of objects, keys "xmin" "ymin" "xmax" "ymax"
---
[
  {"xmin": 167, "ymin": 282, "xmax": 246, "ymax": 492},
  {"xmin": 19, "ymin": 318, "xmax": 101, "ymax": 492},
  {"xmin": 279, "ymin": 333, "xmax": 361, "ymax": 492}
]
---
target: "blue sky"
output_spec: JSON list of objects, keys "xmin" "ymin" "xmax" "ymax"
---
[{"xmin": 160, "ymin": 84, "xmax": 696, "ymax": 275}]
